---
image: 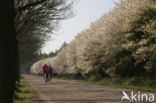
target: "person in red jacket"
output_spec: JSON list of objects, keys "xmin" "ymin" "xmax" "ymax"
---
[
  {"xmin": 48, "ymin": 65, "xmax": 54, "ymax": 79},
  {"xmin": 42, "ymin": 64, "xmax": 50, "ymax": 73},
  {"xmin": 42, "ymin": 64, "xmax": 50, "ymax": 83}
]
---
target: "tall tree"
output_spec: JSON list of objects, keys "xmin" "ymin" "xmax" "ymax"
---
[
  {"xmin": 15, "ymin": 0, "xmax": 73, "ymax": 71},
  {"xmin": 0, "ymin": 0, "xmax": 74, "ymax": 102},
  {"xmin": 0, "ymin": 0, "xmax": 19, "ymax": 103}
]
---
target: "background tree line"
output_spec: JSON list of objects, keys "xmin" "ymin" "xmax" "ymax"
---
[
  {"xmin": 32, "ymin": 0, "xmax": 156, "ymax": 87},
  {"xmin": 41, "ymin": 41, "xmax": 68, "ymax": 59}
]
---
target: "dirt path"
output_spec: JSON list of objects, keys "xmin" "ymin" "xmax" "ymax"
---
[{"xmin": 23, "ymin": 75, "xmax": 155, "ymax": 103}]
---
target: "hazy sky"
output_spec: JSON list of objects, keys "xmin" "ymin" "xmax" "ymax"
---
[{"xmin": 42, "ymin": 0, "xmax": 120, "ymax": 53}]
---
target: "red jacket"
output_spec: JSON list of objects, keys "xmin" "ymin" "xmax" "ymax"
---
[
  {"xmin": 49, "ymin": 66, "xmax": 54, "ymax": 72},
  {"xmin": 42, "ymin": 64, "xmax": 50, "ymax": 73}
]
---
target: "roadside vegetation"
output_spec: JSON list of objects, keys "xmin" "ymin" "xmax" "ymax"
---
[
  {"xmin": 76, "ymin": 79, "xmax": 156, "ymax": 92},
  {"xmin": 31, "ymin": 0, "xmax": 156, "ymax": 88},
  {"xmin": 14, "ymin": 79, "xmax": 38, "ymax": 103}
]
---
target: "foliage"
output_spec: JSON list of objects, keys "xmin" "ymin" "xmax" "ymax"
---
[
  {"xmin": 15, "ymin": 0, "xmax": 74, "ymax": 70},
  {"xmin": 32, "ymin": 0, "xmax": 156, "ymax": 86}
]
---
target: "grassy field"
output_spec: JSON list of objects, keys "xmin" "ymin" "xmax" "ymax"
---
[{"xmin": 14, "ymin": 79, "xmax": 39, "ymax": 103}]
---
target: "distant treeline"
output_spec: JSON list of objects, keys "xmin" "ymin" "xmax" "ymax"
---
[
  {"xmin": 41, "ymin": 42, "xmax": 68, "ymax": 59},
  {"xmin": 32, "ymin": 0, "xmax": 156, "ymax": 87}
]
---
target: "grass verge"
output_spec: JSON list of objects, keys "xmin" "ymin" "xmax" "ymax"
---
[
  {"xmin": 77, "ymin": 80, "xmax": 156, "ymax": 91},
  {"xmin": 14, "ymin": 79, "xmax": 39, "ymax": 103},
  {"xmin": 60, "ymin": 77, "xmax": 156, "ymax": 92}
]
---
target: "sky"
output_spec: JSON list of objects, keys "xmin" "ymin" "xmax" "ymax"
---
[{"xmin": 42, "ymin": 0, "xmax": 120, "ymax": 53}]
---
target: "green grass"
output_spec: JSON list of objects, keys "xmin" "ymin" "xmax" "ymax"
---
[
  {"xmin": 61, "ymin": 77, "xmax": 156, "ymax": 91},
  {"xmin": 14, "ymin": 79, "xmax": 39, "ymax": 103},
  {"xmin": 76, "ymin": 80, "xmax": 156, "ymax": 91},
  {"xmin": 14, "ymin": 100, "xmax": 38, "ymax": 103}
]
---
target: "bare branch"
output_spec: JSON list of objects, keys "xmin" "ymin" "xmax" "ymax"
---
[{"xmin": 17, "ymin": 0, "xmax": 48, "ymax": 11}]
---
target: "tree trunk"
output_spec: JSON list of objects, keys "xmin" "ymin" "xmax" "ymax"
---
[{"xmin": 0, "ymin": 0, "xmax": 19, "ymax": 102}]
